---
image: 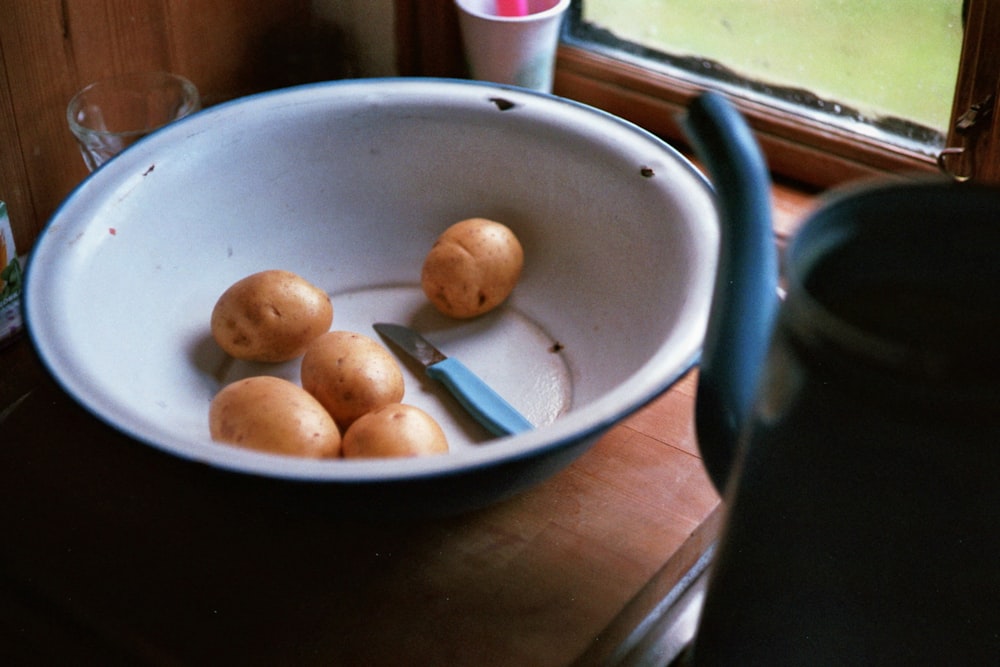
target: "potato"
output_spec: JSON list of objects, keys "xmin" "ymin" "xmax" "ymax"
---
[
  {"xmin": 209, "ymin": 376, "xmax": 341, "ymax": 458},
  {"xmin": 421, "ymin": 217, "xmax": 524, "ymax": 319},
  {"xmin": 342, "ymin": 403, "xmax": 448, "ymax": 458},
  {"xmin": 300, "ymin": 331, "xmax": 405, "ymax": 429},
  {"xmin": 211, "ymin": 269, "xmax": 333, "ymax": 362}
]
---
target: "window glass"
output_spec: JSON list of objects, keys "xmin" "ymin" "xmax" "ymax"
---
[{"xmin": 568, "ymin": 0, "xmax": 964, "ymax": 152}]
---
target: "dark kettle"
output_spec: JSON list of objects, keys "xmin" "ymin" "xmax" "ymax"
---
[{"xmin": 682, "ymin": 92, "xmax": 1000, "ymax": 665}]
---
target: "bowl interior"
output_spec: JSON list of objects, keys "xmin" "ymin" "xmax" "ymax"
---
[{"xmin": 26, "ymin": 79, "xmax": 717, "ymax": 482}]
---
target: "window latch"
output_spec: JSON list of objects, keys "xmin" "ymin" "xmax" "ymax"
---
[
  {"xmin": 940, "ymin": 94, "xmax": 996, "ymax": 181},
  {"xmin": 955, "ymin": 94, "xmax": 994, "ymax": 134}
]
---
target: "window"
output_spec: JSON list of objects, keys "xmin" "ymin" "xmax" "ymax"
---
[
  {"xmin": 570, "ymin": 1, "xmax": 962, "ymax": 155},
  {"xmin": 395, "ymin": 0, "xmax": 1000, "ymax": 187}
]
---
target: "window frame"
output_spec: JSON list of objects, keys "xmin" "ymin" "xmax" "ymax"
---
[{"xmin": 395, "ymin": 0, "xmax": 1000, "ymax": 189}]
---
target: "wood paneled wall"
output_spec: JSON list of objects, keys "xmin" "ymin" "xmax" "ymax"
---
[
  {"xmin": 394, "ymin": 0, "xmax": 464, "ymax": 79},
  {"xmin": 0, "ymin": 0, "xmax": 350, "ymax": 252}
]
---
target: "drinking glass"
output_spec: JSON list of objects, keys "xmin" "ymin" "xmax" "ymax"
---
[{"xmin": 67, "ymin": 71, "xmax": 200, "ymax": 171}]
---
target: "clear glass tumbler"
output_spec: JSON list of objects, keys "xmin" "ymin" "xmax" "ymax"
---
[{"xmin": 67, "ymin": 71, "xmax": 201, "ymax": 171}]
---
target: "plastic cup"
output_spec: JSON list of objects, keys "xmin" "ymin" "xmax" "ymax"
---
[{"xmin": 454, "ymin": 0, "xmax": 571, "ymax": 93}]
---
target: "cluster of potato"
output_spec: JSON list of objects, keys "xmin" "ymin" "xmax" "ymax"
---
[
  {"xmin": 207, "ymin": 218, "xmax": 523, "ymax": 459},
  {"xmin": 207, "ymin": 271, "xmax": 446, "ymax": 459}
]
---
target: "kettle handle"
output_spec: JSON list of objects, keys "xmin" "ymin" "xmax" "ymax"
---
[{"xmin": 682, "ymin": 92, "xmax": 780, "ymax": 494}]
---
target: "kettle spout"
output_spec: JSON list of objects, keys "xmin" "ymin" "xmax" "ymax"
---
[{"xmin": 682, "ymin": 92, "xmax": 779, "ymax": 494}]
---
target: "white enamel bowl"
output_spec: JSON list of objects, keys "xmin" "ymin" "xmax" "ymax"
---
[{"xmin": 26, "ymin": 79, "xmax": 717, "ymax": 515}]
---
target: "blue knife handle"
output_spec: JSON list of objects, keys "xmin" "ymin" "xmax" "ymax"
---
[{"xmin": 425, "ymin": 357, "xmax": 534, "ymax": 436}]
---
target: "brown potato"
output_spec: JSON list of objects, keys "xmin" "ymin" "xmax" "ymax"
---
[
  {"xmin": 421, "ymin": 217, "xmax": 524, "ymax": 319},
  {"xmin": 209, "ymin": 376, "xmax": 341, "ymax": 458},
  {"xmin": 211, "ymin": 269, "xmax": 333, "ymax": 362},
  {"xmin": 300, "ymin": 331, "xmax": 405, "ymax": 429},
  {"xmin": 342, "ymin": 403, "xmax": 449, "ymax": 458}
]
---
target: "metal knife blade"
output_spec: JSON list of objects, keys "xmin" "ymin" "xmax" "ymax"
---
[{"xmin": 373, "ymin": 323, "xmax": 533, "ymax": 436}]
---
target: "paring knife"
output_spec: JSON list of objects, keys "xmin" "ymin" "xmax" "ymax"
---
[{"xmin": 373, "ymin": 323, "xmax": 534, "ymax": 436}]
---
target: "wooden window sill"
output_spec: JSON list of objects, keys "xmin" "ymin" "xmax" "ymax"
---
[{"xmin": 554, "ymin": 43, "xmax": 937, "ymax": 190}]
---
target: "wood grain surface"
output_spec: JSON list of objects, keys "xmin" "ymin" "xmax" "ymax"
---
[
  {"xmin": 0, "ymin": 0, "xmax": 329, "ymax": 251},
  {"xmin": 1, "ymin": 335, "xmax": 715, "ymax": 666},
  {"xmin": 0, "ymin": 164, "xmax": 815, "ymax": 667}
]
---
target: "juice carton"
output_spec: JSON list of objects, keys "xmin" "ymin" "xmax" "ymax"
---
[{"xmin": 1, "ymin": 201, "xmax": 24, "ymax": 346}]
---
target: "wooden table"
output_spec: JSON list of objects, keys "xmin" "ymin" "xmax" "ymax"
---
[
  {"xmin": 0, "ymin": 333, "xmax": 720, "ymax": 666},
  {"xmin": 1, "ymin": 179, "xmax": 814, "ymax": 666}
]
